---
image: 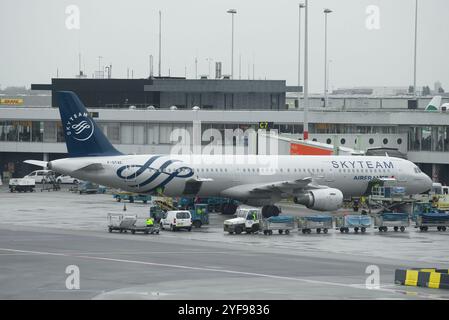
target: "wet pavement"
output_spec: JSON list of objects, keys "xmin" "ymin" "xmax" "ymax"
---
[{"xmin": 1, "ymin": 186, "xmax": 448, "ymax": 300}]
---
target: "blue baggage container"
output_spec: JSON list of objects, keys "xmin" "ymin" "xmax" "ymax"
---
[
  {"xmin": 304, "ymin": 215, "xmax": 333, "ymax": 223},
  {"xmin": 267, "ymin": 215, "xmax": 294, "ymax": 223}
]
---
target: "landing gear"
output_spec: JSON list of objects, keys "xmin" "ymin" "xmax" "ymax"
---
[
  {"xmin": 221, "ymin": 203, "xmax": 238, "ymax": 215},
  {"xmin": 262, "ymin": 205, "xmax": 281, "ymax": 218}
]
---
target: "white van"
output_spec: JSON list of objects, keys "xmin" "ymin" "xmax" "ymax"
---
[
  {"xmin": 24, "ymin": 170, "xmax": 54, "ymax": 183},
  {"xmin": 160, "ymin": 210, "xmax": 192, "ymax": 232}
]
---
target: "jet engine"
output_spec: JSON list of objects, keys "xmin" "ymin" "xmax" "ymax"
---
[{"xmin": 294, "ymin": 188, "xmax": 343, "ymax": 211}]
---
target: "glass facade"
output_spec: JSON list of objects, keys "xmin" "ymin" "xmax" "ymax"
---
[
  {"xmin": 408, "ymin": 126, "xmax": 449, "ymax": 152},
  {"xmin": 0, "ymin": 121, "xmax": 43, "ymax": 142},
  {"xmin": 1, "ymin": 120, "xmax": 449, "ymax": 153},
  {"xmin": 311, "ymin": 124, "xmax": 399, "ymax": 134}
]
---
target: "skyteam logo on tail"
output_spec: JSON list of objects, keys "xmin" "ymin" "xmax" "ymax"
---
[{"xmin": 65, "ymin": 112, "xmax": 95, "ymax": 141}]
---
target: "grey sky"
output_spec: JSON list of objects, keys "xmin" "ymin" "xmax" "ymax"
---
[{"xmin": 1, "ymin": 0, "xmax": 448, "ymax": 92}]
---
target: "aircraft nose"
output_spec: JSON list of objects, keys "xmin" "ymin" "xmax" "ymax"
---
[{"xmin": 423, "ymin": 174, "xmax": 433, "ymax": 193}]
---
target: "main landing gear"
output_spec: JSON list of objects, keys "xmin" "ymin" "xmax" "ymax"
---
[{"xmin": 262, "ymin": 205, "xmax": 281, "ymax": 218}]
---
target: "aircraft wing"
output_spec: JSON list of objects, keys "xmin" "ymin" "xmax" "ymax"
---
[
  {"xmin": 249, "ymin": 177, "xmax": 325, "ymax": 194},
  {"xmin": 221, "ymin": 177, "xmax": 327, "ymax": 198}
]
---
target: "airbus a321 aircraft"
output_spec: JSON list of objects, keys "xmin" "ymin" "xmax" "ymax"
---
[{"xmin": 26, "ymin": 91, "xmax": 432, "ymax": 217}]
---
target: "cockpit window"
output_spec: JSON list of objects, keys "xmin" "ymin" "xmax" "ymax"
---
[{"xmin": 414, "ymin": 167, "xmax": 422, "ymax": 174}]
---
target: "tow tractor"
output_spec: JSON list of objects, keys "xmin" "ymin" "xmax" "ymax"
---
[
  {"xmin": 189, "ymin": 204, "xmax": 209, "ymax": 228},
  {"xmin": 223, "ymin": 207, "xmax": 262, "ymax": 234}
]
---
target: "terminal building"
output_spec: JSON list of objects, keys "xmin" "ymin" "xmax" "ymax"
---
[{"xmin": 1, "ymin": 78, "xmax": 449, "ymax": 184}]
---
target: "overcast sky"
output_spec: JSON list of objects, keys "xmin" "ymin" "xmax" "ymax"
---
[{"xmin": 1, "ymin": 0, "xmax": 448, "ymax": 92}]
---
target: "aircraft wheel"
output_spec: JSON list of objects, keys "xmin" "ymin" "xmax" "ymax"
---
[{"xmin": 262, "ymin": 205, "xmax": 280, "ymax": 218}]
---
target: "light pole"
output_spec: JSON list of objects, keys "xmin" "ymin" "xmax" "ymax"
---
[
  {"xmin": 297, "ymin": 3, "xmax": 305, "ymax": 109},
  {"xmin": 206, "ymin": 57, "xmax": 213, "ymax": 78},
  {"xmin": 323, "ymin": 8, "xmax": 332, "ymax": 108},
  {"xmin": 158, "ymin": 10, "xmax": 162, "ymax": 77},
  {"xmin": 227, "ymin": 9, "xmax": 237, "ymax": 79},
  {"xmin": 303, "ymin": 0, "xmax": 309, "ymax": 140},
  {"xmin": 413, "ymin": 0, "xmax": 418, "ymax": 97}
]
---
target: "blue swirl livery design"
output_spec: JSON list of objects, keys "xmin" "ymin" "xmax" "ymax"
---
[{"xmin": 116, "ymin": 156, "xmax": 194, "ymax": 193}]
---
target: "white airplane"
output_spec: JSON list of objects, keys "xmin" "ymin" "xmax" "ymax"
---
[{"xmin": 25, "ymin": 91, "xmax": 433, "ymax": 217}]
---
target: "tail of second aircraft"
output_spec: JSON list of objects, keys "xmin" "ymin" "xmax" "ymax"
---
[
  {"xmin": 56, "ymin": 91, "xmax": 122, "ymax": 157},
  {"xmin": 425, "ymin": 96, "xmax": 442, "ymax": 112}
]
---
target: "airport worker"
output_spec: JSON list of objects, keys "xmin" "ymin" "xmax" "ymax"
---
[
  {"xmin": 146, "ymin": 217, "xmax": 154, "ymax": 227},
  {"xmin": 252, "ymin": 211, "xmax": 257, "ymax": 221}
]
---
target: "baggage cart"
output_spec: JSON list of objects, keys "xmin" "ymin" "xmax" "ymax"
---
[
  {"xmin": 107, "ymin": 213, "xmax": 160, "ymax": 234},
  {"xmin": 297, "ymin": 215, "xmax": 333, "ymax": 234},
  {"xmin": 374, "ymin": 212, "xmax": 410, "ymax": 232},
  {"xmin": 335, "ymin": 215, "xmax": 372, "ymax": 234},
  {"xmin": 9, "ymin": 178, "xmax": 35, "ymax": 192},
  {"xmin": 415, "ymin": 212, "xmax": 449, "ymax": 232},
  {"xmin": 130, "ymin": 216, "xmax": 160, "ymax": 234},
  {"xmin": 107, "ymin": 213, "xmax": 136, "ymax": 233},
  {"xmin": 260, "ymin": 216, "xmax": 295, "ymax": 235}
]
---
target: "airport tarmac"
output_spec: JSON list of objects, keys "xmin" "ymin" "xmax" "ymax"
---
[{"xmin": 1, "ymin": 186, "xmax": 449, "ymax": 300}]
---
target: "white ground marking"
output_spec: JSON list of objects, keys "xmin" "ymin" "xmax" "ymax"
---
[{"xmin": 0, "ymin": 247, "xmax": 445, "ymax": 300}]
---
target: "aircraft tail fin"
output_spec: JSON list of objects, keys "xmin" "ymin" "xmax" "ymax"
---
[
  {"xmin": 56, "ymin": 91, "xmax": 122, "ymax": 157},
  {"xmin": 425, "ymin": 96, "xmax": 442, "ymax": 112}
]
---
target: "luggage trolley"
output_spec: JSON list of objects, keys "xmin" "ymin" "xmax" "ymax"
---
[
  {"xmin": 415, "ymin": 212, "xmax": 449, "ymax": 232},
  {"xmin": 335, "ymin": 215, "xmax": 372, "ymax": 234},
  {"xmin": 107, "ymin": 213, "xmax": 160, "ymax": 234},
  {"xmin": 260, "ymin": 216, "xmax": 295, "ymax": 235},
  {"xmin": 131, "ymin": 216, "xmax": 160, "ymax": 235},
  {"xmin": 107, "ymin": 213, "xmax": 136, "ymax": 233},
  {"xmin": 374, "ymin": 212, "xmax": 410, "ymax": 232},
  {"xmin": 297, "ymin": 215, "xmax": 333, "ymax": 234}
]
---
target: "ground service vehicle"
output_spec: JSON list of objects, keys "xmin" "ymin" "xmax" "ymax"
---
[
  {"xmin": 223, "ymin": 207, "xmax": 262, "ymax": 234},
  {"xmin": 9, "ymin": 178, "xmax": 35, "ymax": 192},
  {"xmin": 160, "ymin": 210, "xmax": 193, "ymax": 231},
  {"xmin": 190, "ymin": 204, "xmax": 209, "ymax": 228}
]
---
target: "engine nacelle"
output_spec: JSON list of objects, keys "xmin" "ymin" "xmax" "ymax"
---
[{"xmin": 294, "ymin": 188, "xmax": 343, "ymax": 211}]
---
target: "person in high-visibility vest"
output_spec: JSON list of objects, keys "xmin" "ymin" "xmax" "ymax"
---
[
  {"xmin": 252, "ymin": 212, "xmax": 257, "ymax": 221},
  {"xmin": 146, "ymin": 218, "xmax": 154, "ymax": 227}
]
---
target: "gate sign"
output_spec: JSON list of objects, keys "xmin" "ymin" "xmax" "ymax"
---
[
  {"xmin": 0, "ymin": 98, "xmax": 24, "ymax": 105},
  {"xmin": 258, "ymin": 122, "xmax": 274, "ymax": 130}
]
